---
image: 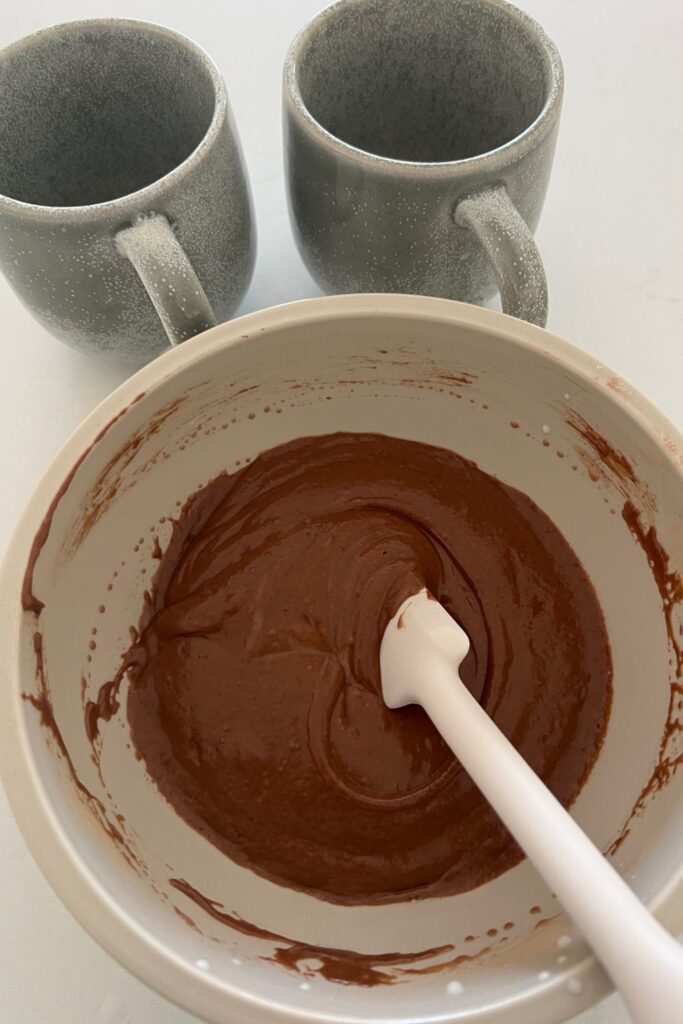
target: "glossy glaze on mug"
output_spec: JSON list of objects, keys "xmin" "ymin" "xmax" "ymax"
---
[
  {"xmin": 284, "ymin": 0, "xmax": 563, "ymax": 322},
  {"xmin": 0, "ymin": 19, "xmax": 255, "ymax": 363}
]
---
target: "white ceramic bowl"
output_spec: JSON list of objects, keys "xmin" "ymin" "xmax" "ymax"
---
[{"xmin": 2, "ymin": 295, "xmax": 683, "ymax": 1024}]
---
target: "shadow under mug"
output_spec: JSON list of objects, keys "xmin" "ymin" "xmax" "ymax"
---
[
  {"xmin": 0, "ymin": 19, "xmax": 255, "ymax": 363},
  {"xmin": 284, "ymin": 0, "xmax": 563, "ymax": 326}
]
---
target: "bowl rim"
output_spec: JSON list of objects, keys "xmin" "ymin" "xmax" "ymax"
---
[{"xmin": 1, "ymin": 293, "xmax": 682, "ymax": 1024}]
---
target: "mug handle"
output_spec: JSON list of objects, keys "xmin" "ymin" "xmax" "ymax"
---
[
  {"xmin": 454, "ymin": 185, "xmax": 548, "ymax": 328},
  {"xmin": 115, "ymin": 214, "xmax": 216, "ymax": 346}
]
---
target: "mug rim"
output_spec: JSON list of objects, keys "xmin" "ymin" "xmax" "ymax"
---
[
  {"xmin": 2, "ymin": 294, "xmax": 683, "ymax": 1024},
  {"xmin": 0, "ymin": 18, "xmax": 228, "ymax": 222},
  {"xmin": 283, "ymin": 0, "xmax": 564, "ymax": 176}
]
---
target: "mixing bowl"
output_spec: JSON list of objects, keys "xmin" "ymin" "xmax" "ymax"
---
[{"xmin": 1, "ymin": 294, "xmax": 682, "ymax": 1023}]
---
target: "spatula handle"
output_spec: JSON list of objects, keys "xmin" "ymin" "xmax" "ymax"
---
[
  {"xmin": 424, "ymin": 670, "xmax": 683, "ymax": 1022},
  {"xmin": 381, "ymin": 591, "xmax": 683, "ymax": 1022}
]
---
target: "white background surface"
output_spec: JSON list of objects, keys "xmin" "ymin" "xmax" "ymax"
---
[{"xmin": 0, "ymin": 1, "xmax": 680, "ymax": 1021}]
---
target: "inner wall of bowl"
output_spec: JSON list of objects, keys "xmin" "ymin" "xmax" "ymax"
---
[
  {"xmin": 0, "ymin": 23, "xmax": 216, "ymax": 206},
  {"xmin": 295, "ymin": 0, "xmax": 549, "ymax": 161},
  {"xmin": 20, "ymin": 312, "xmax": 683, "ymax": 1019}
]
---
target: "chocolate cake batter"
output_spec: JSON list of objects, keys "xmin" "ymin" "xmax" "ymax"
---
[{"xmin": 125, "ymin": 433, "xmax": 612, "ymax": 904}]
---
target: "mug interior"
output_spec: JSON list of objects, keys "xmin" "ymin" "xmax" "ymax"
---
[
  {"xmin": 294, "ymin": 0, "xmax": 554, "ymax": 162},
  {"xmin": 7, "ymin": 300, "xmax": 683, "ymax": 1024},
  {"xmin": 0, "ymin": 21, "xmax": 217, "ymax": 207}
]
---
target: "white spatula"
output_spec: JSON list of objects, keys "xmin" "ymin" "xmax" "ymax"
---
[{"xmin": 380, "ymin": 588, "xmax": 683, "ymax": 1023}]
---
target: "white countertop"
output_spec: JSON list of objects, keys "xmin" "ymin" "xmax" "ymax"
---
[{"xmin": 0, "ymin": 1, "xmax": 681, "ymax": 1021}]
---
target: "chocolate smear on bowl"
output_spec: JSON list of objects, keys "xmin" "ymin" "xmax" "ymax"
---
[
  {"xmin": 170, "ymin": 877, "xmax": 485, "ymax": 987},
  {"xmin": 568, "ymin": 413, "xmax": 683, "ymax": 854}
]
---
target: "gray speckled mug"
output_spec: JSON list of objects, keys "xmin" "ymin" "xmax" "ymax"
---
[
  {"xmin": 0, "ymin": 19, "xmax": 255, "ymax": 363},
  {"xmin": 284, "ymin": 0, "xmax": 563, "ymax": 326}
]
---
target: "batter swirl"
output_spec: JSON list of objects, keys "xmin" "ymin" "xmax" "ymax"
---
[{"xmin": 126, "ymin": 433, "xmax": 612, "ymax": 904}]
